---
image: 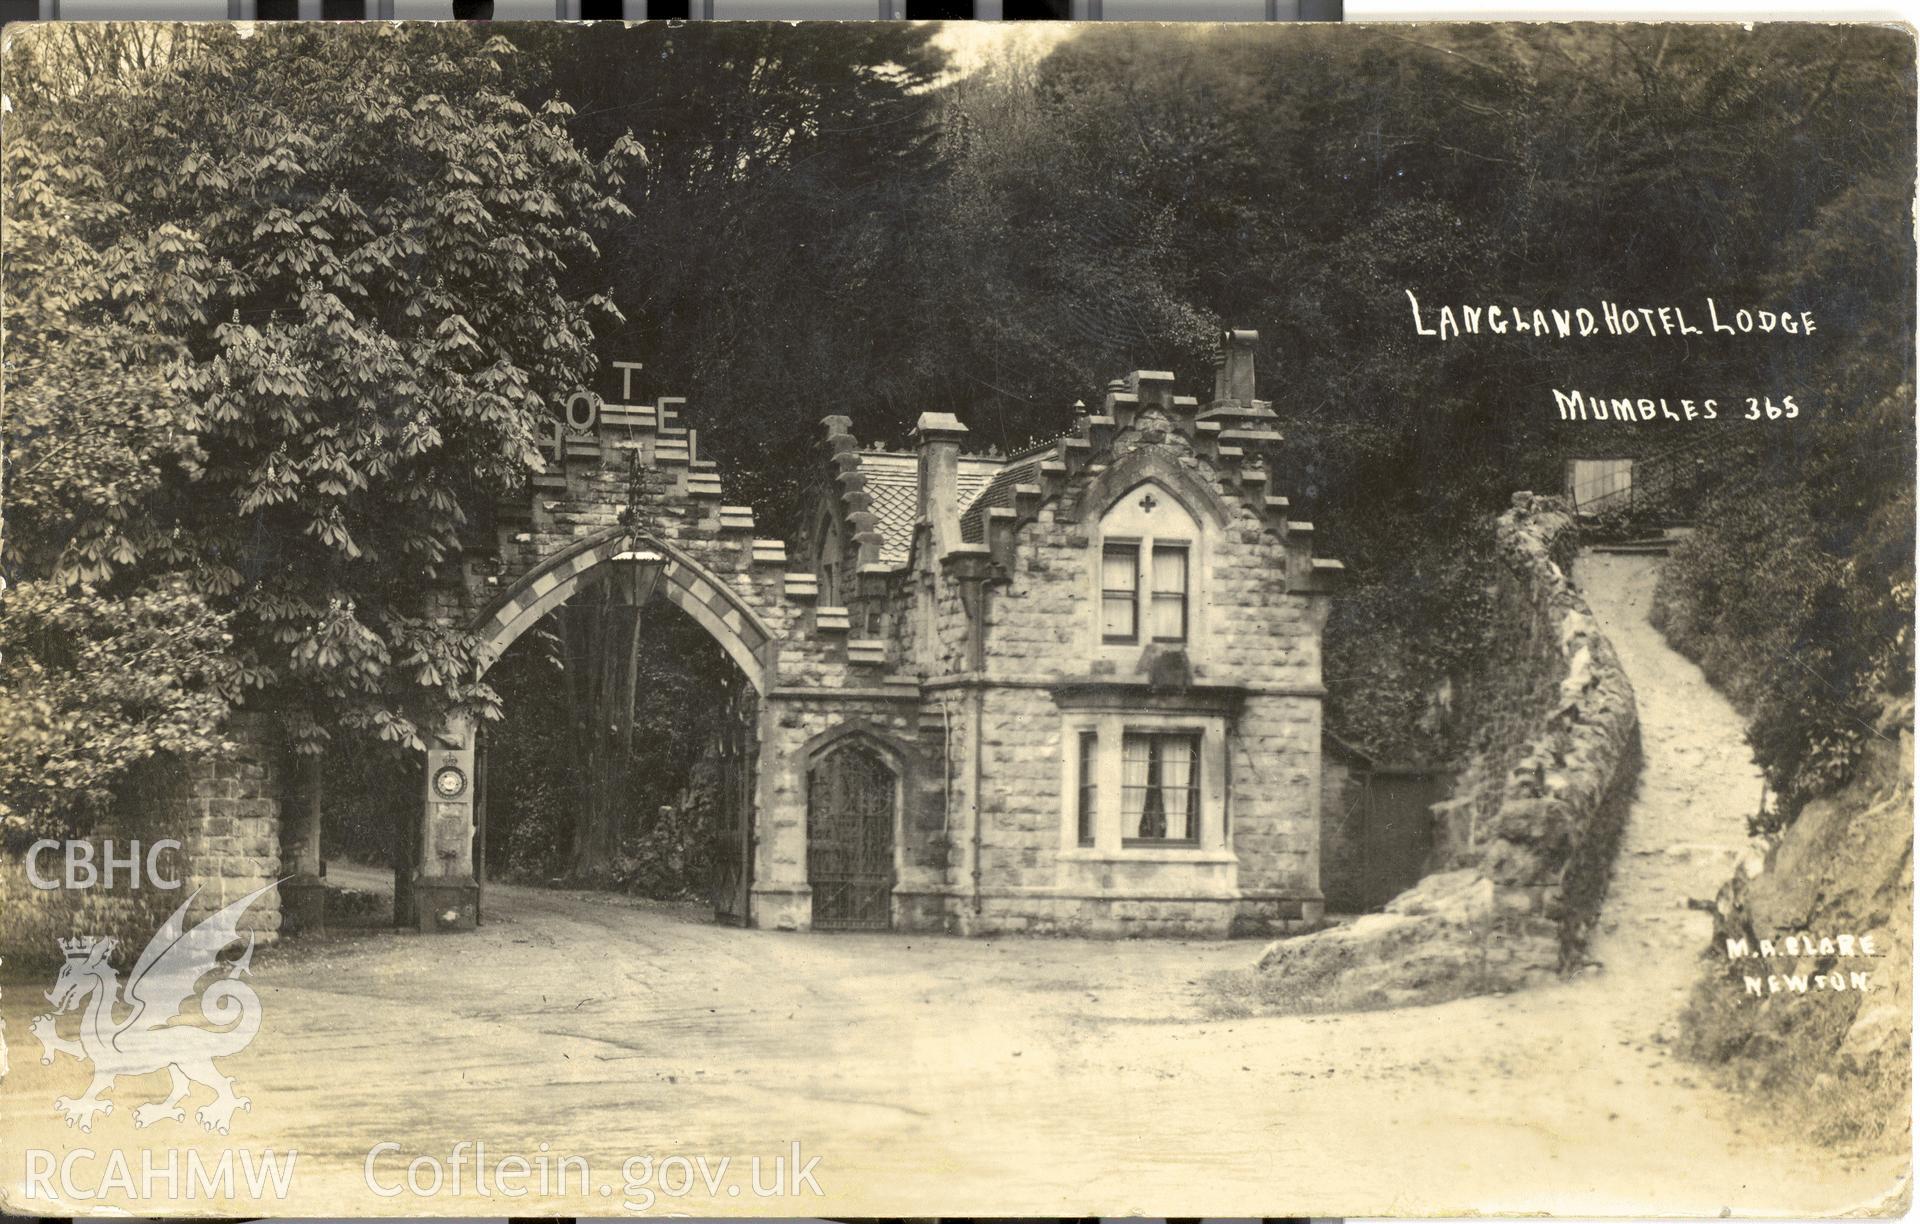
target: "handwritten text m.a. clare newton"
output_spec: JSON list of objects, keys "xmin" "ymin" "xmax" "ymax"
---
[
  {"xmin": 1725, "ymin": 932, "xmax": 1881, "ymax": 999},
  {"xmin": 1405, "ymin": 291, "xmax": 1817, "ymax": 341}
]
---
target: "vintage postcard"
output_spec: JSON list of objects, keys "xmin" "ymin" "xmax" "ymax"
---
[{"xmin": 0, "ymin": 14, "xmax": 1911, "ymax": 1218}]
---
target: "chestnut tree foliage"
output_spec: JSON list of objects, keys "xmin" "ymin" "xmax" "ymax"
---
[{"xmin": 2, "ymin": 22, "xmax": 637, "ymax": 831}]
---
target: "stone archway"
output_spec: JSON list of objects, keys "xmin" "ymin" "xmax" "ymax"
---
[
  {"xmin": 468, "ymin": 525, "xmax": 777, "ymax": 696},
  {"xmin": 411, "ymin": 527, "xmax": 780, "ymax": 932},
  {"xmin": 402, "ymin": 372, "xmax": 925, "ymax": 936}
]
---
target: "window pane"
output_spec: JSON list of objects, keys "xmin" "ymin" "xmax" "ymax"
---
[
  {"xmin": 1122, "ymin": 733, "xmax": 1198, "ymax": 842},
  {"xmin": 1077, "ymin": 732, "xmax": 1097, "ymax": 846},
  {"xmin": 1161, "ymin": 737, "xmax": 1194, "ymax": 840},
  {"xmin": 1121, "ymin": 735, "xmax": 1150, "ymax": 836},
  {"xmin": 1151, "ymin": 593, "xmax": 1185, "ymax": 642},
  {"xmin": 1102, "ymin": 543, "xmax": 1138, "ymax": 641},
  {"xmin": 1151, "ymin": 545, "xmax": 1186, "ymax": 594}
]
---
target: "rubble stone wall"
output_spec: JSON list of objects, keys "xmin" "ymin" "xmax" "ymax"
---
[
  {"xmin": 1257, "ymin": 493, "xmax": 1640, "ymax": 1003},
  {"xmin": 1432, "ymin": 493, "xmax": 1641, "ymax": 958},
  {"xmin": 0, "ymin": 712, "xmax": 284, "ymax": 967}
]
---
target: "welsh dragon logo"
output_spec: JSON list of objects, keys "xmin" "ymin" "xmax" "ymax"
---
[{"xmin": 30, "ymin": 883, "xmax": 275, "ymax": 1135}]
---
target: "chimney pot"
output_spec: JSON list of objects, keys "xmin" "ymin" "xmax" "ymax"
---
[
  {"xmin": 914, "ymin": 412, "xmax": 969, "ymax": 556},
  {"xmin": 1214, "ymin": 328, "xmax": 1259, "ymax": 405}
]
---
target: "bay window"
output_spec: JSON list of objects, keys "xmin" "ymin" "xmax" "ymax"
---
[
  {"xmin": 1064, "ymin": 719, "xmax": 1221, "ymax": 854},
  {"xmin": 1121, "ymin": 731, "xmax": 1200, "ymax": 844}
]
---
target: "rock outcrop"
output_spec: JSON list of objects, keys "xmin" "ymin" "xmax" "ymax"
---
[{"xmin": 1679, "ymin": 698, "xmax": 1912, "ymax": 1146}]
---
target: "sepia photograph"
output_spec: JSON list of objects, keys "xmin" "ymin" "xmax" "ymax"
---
[{"xmin": 0, "ymin": 13, "xmax": 1912, "ymax": 1218}]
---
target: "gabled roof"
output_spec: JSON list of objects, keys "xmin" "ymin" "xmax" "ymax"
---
[{"xmin": 855, "ymin": 450, "xmax": 1002, "ymax": 566}]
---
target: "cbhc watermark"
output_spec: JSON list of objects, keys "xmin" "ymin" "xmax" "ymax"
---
[{"xmin": 26, "ymin": 839, "xmax": 182, "ymax": 890}]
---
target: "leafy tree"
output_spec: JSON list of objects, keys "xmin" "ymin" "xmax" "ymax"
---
[
  {"xmin": 505, "ymin": 21, "xmax": 953, "ymax": 530},
  {"xmin": 1, "ymin": 54, "xmax": 240, "ymax": 837},
  {"xmin": 919, "ymin": 24, "xmax": 1912, "ymax": 760},
  {"xmin": 3, "ymin": 21, "xmax": 639, "ymax": 776}
]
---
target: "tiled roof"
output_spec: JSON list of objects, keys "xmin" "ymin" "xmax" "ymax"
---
[
  {"xmin": 958, "ymin": 458, "xmax": 1001, "ymax": 515},
  {"xmin": 857, "ymin": 453, "xmax": 918, "ymax": 567},
  {"xmin": 855, "ymin": 451, "xmax": 1002, "ymax": 567},
  {"xmin": 959, "ymin": 458, "xmax": 1042, "ymax": 544}
]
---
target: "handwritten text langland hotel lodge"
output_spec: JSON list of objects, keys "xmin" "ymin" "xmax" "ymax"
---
[{"xmin": 1404, "ymin": 290, "xmax": 1818, "ymax": 341}]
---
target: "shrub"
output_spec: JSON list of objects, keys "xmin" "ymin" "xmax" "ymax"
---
[
  {"xmin": 1651, "ymin": 392, "xmax": 1914, "ymax": 821},
  {"xmin": 1324, "ymin": 516, "xmax": 1500, "ymax": 764}
]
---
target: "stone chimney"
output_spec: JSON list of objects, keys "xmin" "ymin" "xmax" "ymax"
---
[
  {"xmin": 1213, "ymin": 328, "xmax": 1259, "ymax": 405},
  {"xmin": 915, "ymin": 411, "xmax": 969, "ymax": 556}
]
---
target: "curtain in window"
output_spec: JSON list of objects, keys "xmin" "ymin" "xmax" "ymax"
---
[
  {"xmin": 1121, "ymin": 735, "xmax": 1152, "ymax": 838},
  {"xmin": 1150, "ymin": 546, "xmax": 1187, "ymax": 641},
  {"xmin": 1121, "ymin": 734, "xmax": 1197, "ymax": 841},
  {"xmin": 1159, "ymin": 736, "xmax": 1195, "ymax": 840}
]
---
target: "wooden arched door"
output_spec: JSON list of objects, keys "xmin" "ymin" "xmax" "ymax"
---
[{"xmin": 807, "ymin": 742, "xmax": 897, "ymax": 930}]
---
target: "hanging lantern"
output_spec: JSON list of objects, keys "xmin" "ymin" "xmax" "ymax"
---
[{"xmin": 608, "ymin": 546, "xmax": 666, "ymax": 608}]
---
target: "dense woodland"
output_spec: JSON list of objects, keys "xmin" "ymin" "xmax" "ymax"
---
[{"xmin": 1, "ymin": 21, "xmax": 1911, "ymax": 886}]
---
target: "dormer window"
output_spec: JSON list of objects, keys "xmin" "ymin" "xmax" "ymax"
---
[
  {"xmin": 1095, "ymin": 482, "xmax": 1198, "ymax": 651},
  {"xmin": 1101, "ymin": 542, "xmax": 1189, "ymax": 645}
]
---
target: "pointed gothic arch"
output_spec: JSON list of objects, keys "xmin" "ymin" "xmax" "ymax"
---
[
  {"xmin": 469, "ymin": 526, "xmax": 776, "ymax": 695},
  {"xmin": 1073, "ymin": 447, "xmax": 1235, "ymax": 530}
]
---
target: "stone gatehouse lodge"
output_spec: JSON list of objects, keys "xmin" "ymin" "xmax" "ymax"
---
[
  {"xmin": 785, "ymin": 329, "xmax": 1342, "ymax": 936},
  {"xmin": 1, "ymin": 329, "xmax": 1346, "ymax": 953}
]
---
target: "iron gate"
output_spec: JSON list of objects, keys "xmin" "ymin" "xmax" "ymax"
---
[
  {"xmin": 807, "ymin": 743, "xmax": 896, "ymax": 930},
  {"xmin": 711, "ymin": 683, "xmax": 757, "ymax": 927}
]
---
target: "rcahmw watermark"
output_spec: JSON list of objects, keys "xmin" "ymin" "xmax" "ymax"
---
[
  {"xmin": 364, "ymin": 1140, "xmax": 824, "ymax": 1210},
  {"xmin": 22, "ymin": 1147, "xmax": 297, "ymax": 1203}
]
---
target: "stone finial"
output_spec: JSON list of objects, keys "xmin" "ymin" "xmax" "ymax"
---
[
  {"xmin": 1131, "ymin": 370, "xmax": 1177, "ymax": 412},
  {"xmin": 1214, "ymin": 328, "xmax": 1259, "ymax": 405},
  {"xmin": 914, "ymin": 411, "xmax": 969, "ymax": 441}
]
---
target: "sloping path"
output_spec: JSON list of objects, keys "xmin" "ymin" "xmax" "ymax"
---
[
  {"xmin": 1574, "ymin": 551, "xmax": 1767, "ymax": 999},
  {"xmin": 0, "ymin": 552, "xmax": 1906, "ymax": 1217}
]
